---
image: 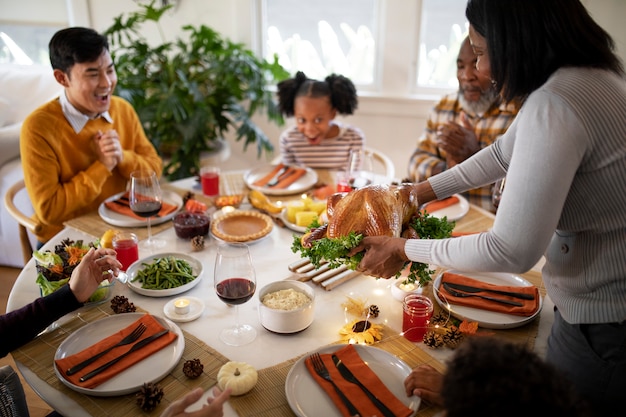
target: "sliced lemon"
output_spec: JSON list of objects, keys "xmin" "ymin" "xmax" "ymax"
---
[{"xmin": 100, "ymin": 229, "xmax": 118, "ymax": 249}]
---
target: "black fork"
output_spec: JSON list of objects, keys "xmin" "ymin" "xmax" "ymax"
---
[
  {"xmin": 66, "ymin": 323, "xmax": 147, "ymax": 375},
  {"xmin": 309, "ymin": 352, "xmax": 361, "ymax": 416}
]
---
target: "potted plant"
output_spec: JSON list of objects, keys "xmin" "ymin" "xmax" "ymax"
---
[{"xmin": 104, "ymin": 1, "xmax": 289, "ymax": 180}]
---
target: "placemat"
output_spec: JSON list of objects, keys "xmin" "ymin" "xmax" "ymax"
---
[
  {"xmin": 64, "ymin": 211, "xmax": 175, "ymax": 242},
  {"xmin": 228, "ymin": 325, "xmax": 446, "ymax": 417},
  {"xmin": 11, "ymin": 304, "xmax": 229, "ymax": 417}
]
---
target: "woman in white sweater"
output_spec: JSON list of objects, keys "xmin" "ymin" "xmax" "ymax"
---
[{"xmin": 353, "ymin": 0, "xmax": 625, "ymax": 413}]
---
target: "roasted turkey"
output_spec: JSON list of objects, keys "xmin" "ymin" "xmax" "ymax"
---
[{"xmin": 301, "ymin": 184, "xmax": 419, "ymax": 247}]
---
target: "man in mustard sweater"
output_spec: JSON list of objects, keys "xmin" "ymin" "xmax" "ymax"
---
[{"xmin": 20, "ymin": 27, "xmax": 162, "ymax": 244}]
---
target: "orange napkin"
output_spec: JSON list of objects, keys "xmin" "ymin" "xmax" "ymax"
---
[
  {"xmin": 253, "ymin": 163, "xmax": 286, "ymax": 186},
  {"xmin": 305, "ymin": 344, "xmax": 414, "ymax": 417},
  {"xmin": 439, "ymin": 272, "xmax": 540, "ymax": 316},
  {"xmin": 270, "ymin": 166, "xmax": 307, "ymax": 189},
  {"xmin": 104, "ymin": 192, "xmax": 178, "ymax": 221},
  {"xmin": 421, "ymin": 196, "xmax": 460, "ymax": 214},
  {"xmin": 451, "ymin": 230, "xmax": 480, "ymax": 237},
  {"xmin": 55, "ymin": 314, "xmax": 178, "ymax": 389}
]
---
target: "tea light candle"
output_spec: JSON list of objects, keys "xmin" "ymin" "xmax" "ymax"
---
[
  {"xmin": 213, "ymin": 205, "xmax": 236, "ymax": 220},
  {"xmin": 391, "ymin": 279, "xmax": 424, "ymax": 301},
  {"xmin": 174, "ymin": 298, "xmax": 190, "ymax": 315}
]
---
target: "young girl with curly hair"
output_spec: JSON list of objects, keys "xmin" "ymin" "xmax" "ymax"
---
[{"xmin": 276, "ymin": 71, "xmax": 364, "ymax": 168}]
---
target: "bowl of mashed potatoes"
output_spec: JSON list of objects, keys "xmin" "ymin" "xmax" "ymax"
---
[{"xmin": 258, "ymin": 280, "xmax": 315, "ymax": 334}]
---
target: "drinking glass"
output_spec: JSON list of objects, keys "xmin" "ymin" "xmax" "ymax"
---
[
  {"xmin": 129, "ymin": 170, "xmax": 165, "ymax": 250},
  {"xmin": 214, "ymin": 243, "xmax": 257, "ymax": 346},
  {"xmin": 348, "ymin": 148, "xmax": 374, "ymax": 189}
]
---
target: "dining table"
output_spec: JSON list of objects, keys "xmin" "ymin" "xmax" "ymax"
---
[{"xmin": 6, "ymin": 168, "xmax": 552, "ymax": 417}]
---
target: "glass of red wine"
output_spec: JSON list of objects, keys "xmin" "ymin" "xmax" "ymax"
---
[
  {"xmin": 129, "ymin": 170, "xmax": 165, "ymax": 250},
  {"xmin": 214, "ymin": 243, "xmax": 257, "ymax": 346}
]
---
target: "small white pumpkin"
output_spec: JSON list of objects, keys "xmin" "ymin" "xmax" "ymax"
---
[{"xmin": 217, "ymin": 361, "xmax": 258, "ymax": 396}]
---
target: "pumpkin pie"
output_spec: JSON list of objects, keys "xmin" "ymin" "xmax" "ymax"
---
[{"xmin": 211, "ymin": 210, "xmax": 273, "ymax": 242}]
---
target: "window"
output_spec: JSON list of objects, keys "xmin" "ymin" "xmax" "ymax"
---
[
  {"xmin": 263, "ymin": 0, "xmax": 378, "ymax": 85},
  {"xmin": 261, "ymin": 0, "xmax": 468, "ymax": 95},
  {"xmin": 417, "ymin": 0, "xmax": 468, "ymax": 89},
  {"xmin": 0, "ymin": 24, "xmax": 61, "ymax": 66}
]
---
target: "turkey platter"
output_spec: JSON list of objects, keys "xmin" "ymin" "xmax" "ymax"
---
[{"xmin": 292, "ymin": 184, "xmax": 454, "ymax": 286}]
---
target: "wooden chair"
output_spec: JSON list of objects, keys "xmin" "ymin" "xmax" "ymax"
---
[
  {"xmin": 363, "ymin": 146, "xmax": 395, "ymax": 181},
  {"xmin": 4, "ymin": 179, "xmax": 40, "ymax": 264}
]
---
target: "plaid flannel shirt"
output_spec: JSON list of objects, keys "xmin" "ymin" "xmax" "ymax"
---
[{"xmin": 408, "ymin": 93, "xmax": 519, "ymax": 212}]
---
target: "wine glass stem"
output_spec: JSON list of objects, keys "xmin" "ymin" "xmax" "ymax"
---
[
  {"xmin": 234, "ymin": 305, "xmax": 241, "ymax": 332},
  {"xmin": 147, "ymin": 216, "xmax": 153, "ymax": 243}
]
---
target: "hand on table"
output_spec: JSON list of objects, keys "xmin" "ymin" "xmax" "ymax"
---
[
  {"xmin": 160, "ymin": 387, "xmax": 231, "ymax": 417},
  {"xmin": 404, "ymin": 364, "xmax": 444, "ymax": 407}
]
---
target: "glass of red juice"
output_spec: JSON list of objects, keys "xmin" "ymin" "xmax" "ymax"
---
[
  {"xmin": 201, "ymin": 166, "xmax": 220, "ymax": 197},
  {"xmin": 112, "ymin": 232, "xmax": 139, "ymax": 271},
  {"xmin": 402, "ymin": 294, "xmax": 434, "ymax": 342},
  {"xmin": 335, "ymin": 170, "xmax": 351, "ymax": 193}
]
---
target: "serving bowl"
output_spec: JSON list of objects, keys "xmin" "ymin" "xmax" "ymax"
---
[
  {"xmin": 258, "ymin": 280, "xmax": 315, "ymax": 334},
  {"xmin": 173, "ymin": 212, "xmax": 210, "ymax": 239},
  {"xmin": 126, "ymin": 252, "xmax": 203, "ymax": 297}
]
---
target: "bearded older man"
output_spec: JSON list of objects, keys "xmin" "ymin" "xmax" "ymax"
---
[{"xmin": 408, "ymin": 37, "xmax": 519, "ymax": 212}]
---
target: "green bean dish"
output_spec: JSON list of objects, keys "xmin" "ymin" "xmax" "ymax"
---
[{"xmin": 131, "ymin": 256, "xmax": 197, "ymax": 290}]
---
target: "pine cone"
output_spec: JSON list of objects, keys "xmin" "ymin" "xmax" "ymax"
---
[
  {"xmin": 443, "ymin": 326, "xmax": 464, "ymax": 349},
  {"xmin": 110, "ymin": 295, "xmax": 137, "ymax": 314},
  {"xmin": 368, "ymin": 305, "xmax": 380, "ymax": 318},
  {"xmin": 191, "ymin": 235, "xmax": 205, "ymax": 251},
  {"xmin": 183, "ymin": 358, "xmax": 204, "ymax": 379},
  {"xmin": 135, "ymin": 382, "xmax": 164, "ymax": 412},
  {"xmin": 430, "ymin": 312, "xmax": 449, "ymax": 327},
  {"xmin": 423, "ymin": 331, "xmax": 444, "ymax": 349}
]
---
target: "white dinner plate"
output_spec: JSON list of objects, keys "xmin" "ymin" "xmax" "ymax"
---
[
  {"xmin": 424, "ymin": 194, "xmax": 470, "ymax": 221},
  {"xmin": 163, "ymin": 296, "xmax": 205, "ymax": 323},
  {"xmin": 98, "ymin": 190, "xmax": 183, "ymax": 227},
  {"xmin": 54, "ymin": 313, "xmax": 184, "ymax": 396},
  {"xmin": 244, "ymin": 165, "xmax": 318, "ymax": 196},
  {"xmin": 285, "ymin": 344, "xmax": 419, "ymax": 417},
  {"xmin": 432, "ymin": 269, "xmax": 543, "ymax": 329},
  {"xmin": 126, "ymin": 253, "xmax": 203, "ymax": 297}
]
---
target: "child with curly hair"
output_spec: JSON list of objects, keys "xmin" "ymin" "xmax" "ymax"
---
[{"xmin": 276, "ymin": 71, "xmax": 364, "ymax": 168}]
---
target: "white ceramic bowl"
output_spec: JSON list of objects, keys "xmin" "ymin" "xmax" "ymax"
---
[{"xmin": 258, "ymin": 280, "xmax": 315, "ymax": 334}]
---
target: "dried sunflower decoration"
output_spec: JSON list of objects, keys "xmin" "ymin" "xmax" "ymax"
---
[
  {"xmin": 340, "ymin": 319, "xmax": 383, "ymax": 345},
  {"xmin": 339, "ymin": 294, "xmax": 383, "ymax": 345}
]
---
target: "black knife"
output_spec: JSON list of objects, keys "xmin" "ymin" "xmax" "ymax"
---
[
  {"xmin": 79, "ymin": 329, "xmax": 169, "ymax": 382},
  {"xmin": 443, "ymin": 282, "xmax": 535, "ymax": 300},
  {"xmin": 331, "ymin": 354, "xmax": 397, "ymax": 417}
]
